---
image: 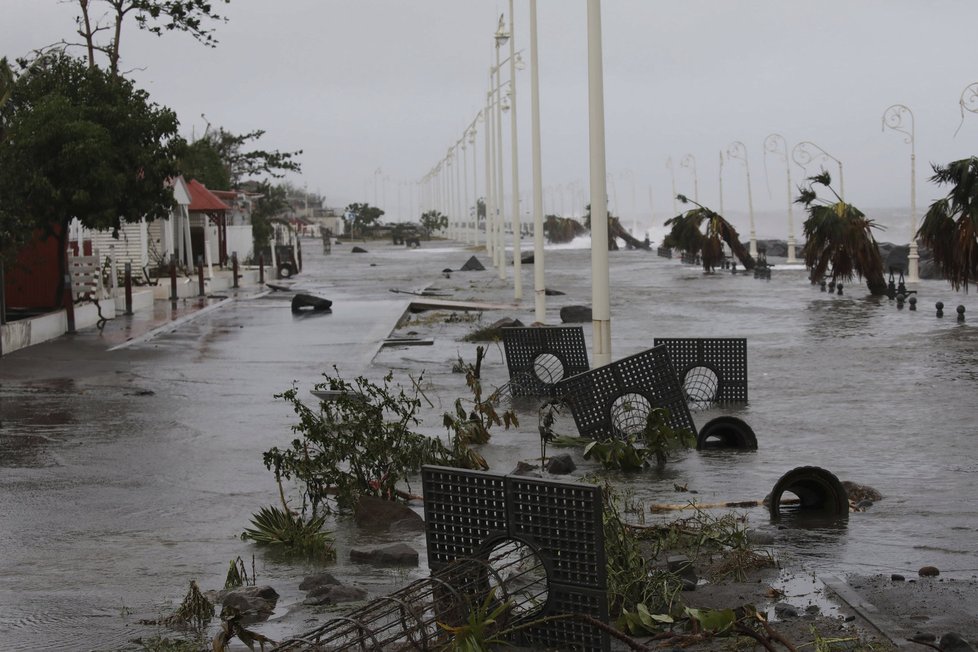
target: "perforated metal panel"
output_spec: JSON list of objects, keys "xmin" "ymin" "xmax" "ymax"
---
[
  {"xmin": 502, "ymin": 326, "xmax": 590, "ymax": 397},
  {"xmin": 653, "ymin": 337, "xmax": 748, "ymax": 404},
  {"xmin": 423, "ymin": 466, "xmax": 609, "ymax": 652},
  {"xmin": 555, "ymin": 345, "xmax": 696, "ymax": 439}
]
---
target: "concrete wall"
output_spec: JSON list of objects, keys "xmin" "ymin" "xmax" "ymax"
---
[{"xmin": 1, "ymin": 297, "xmax": 117, "ymax": 355}]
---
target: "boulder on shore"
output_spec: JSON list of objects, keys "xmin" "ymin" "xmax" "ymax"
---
[
  {"xmin": 560, "ymin": 305, "xmax": 592, "ymax": 323},
  {"xmin": 354, "ymin": 495, "xmax": 425, "ymax": 532},
  {"xmin": 350, "ymin": 542, "xmax": 419, "ymax": 566}
]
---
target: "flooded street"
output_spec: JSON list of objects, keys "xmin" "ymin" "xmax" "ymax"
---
[{"xmin": 2, "ymin": 237, "xmax": 977, "ymax": 649}]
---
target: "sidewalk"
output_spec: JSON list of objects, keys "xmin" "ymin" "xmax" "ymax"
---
[{"xmin": 1, "ymin": 267, "xmax": 268, "ymax": 357}]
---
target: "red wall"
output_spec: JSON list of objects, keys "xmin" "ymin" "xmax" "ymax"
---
[{"xmin": 3, "ymin": 230, "xmax": 63, "ymax": 310}]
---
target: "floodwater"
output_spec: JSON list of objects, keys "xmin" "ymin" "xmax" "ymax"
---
[{"xmin": 1, "ymin": 235, "xmax": 977, "ymax": 650}]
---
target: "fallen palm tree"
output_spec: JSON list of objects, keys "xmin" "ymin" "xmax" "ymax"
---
[{"xmin": 663, "ymin": 195, "xmax": 755, "ymax": 271}]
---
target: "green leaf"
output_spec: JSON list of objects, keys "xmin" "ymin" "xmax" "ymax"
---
[{"xmin": 684, "ymin": 606, "xmax": 736, "ymax": 632}]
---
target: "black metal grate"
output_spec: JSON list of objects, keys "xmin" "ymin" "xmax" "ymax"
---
[
  {"xmin": 555, "ymin": 345, "xmax": 696, "ymax": 440},
  {"xmin": 423, "ymin": 467, "xmax": 508, "ymax": 567},
  {"xmin": 653, "ymin": 338, "xmax": 748, "ymax": 405},
  {"xmin": 423, "ymin": 466, "xmax": 609, "ymax": 652},
  {"xmin": 502, "ymin": 326, "xmax": 591, "ymax": 397}
]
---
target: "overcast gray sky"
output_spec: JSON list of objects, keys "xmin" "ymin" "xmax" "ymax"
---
[{"xmin": 4, "ymin": 1, "xmax": 978, "ymax": 239}]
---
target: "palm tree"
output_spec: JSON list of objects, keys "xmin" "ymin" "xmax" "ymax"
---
[
  {"xmin": 796, "ymin": 171, "xmax": 886, "ymax": 295},
  {"xmin": 663, "ymin": 195, "xmax": 755, "ymax": 271},
  {"xmin": 916, "ymin": 157, "xmax": 978, "ymax": 291},
  {"xmin": 583, "ymin": 204, "xmax": 650, "ymax": 250}
]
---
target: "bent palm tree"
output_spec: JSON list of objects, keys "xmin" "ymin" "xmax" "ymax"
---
[
  {"xmin": 796, "ymin": 171, "xmax": 886, "ymax": 295},
  {"xmin": 916, "ymin": 157, "xmax": 978, "ymax": 291},
  {"xmin": 663, "ymin": 195, "xmax": 755, "ymax": 271}
]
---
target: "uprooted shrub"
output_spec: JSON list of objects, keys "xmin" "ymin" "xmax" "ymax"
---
[{"xmin": 264, "ymin": 369, "xmax": 480, "ymax": 515}]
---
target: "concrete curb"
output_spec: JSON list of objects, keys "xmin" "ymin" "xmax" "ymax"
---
[{"xmin": 822, "ymin": 575, "xmax": 916, "ymax": 648}]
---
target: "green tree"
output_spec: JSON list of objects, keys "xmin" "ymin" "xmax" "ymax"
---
[
  {"xmin": 0, "ymin": 57, "xmax": 13, "ymax": 109},
  {"xmin": 796, "ymin": 170, "xmax": 886, "ymax": 295},
  {"xmin": 917, "ymin": 157, "xmax": 978, "ymax": 291},
  {"xmin": 345, "ymin": 202, "xmax": 384, "ymax": 238},
  {"xmin": 420, "ymin": 209, "xmax": 447, "ymax": 236},
  {"xmin": 663, "ymin": 195, "xmax": 754, "ymax": 271},
  {"xmin": 72, "ymin": 0, "xmax": 230, "ymax": 75},
  {"xmin": 0, "ymin": 53, "xmax": 182, "ymax": 300},
  {"xmin": 194, "ymin": 127, "xmax": 301, "ymax": 187},
  {"xmin": 250, "ymin": 181, "xmax": 289, "ymax": 251},
  {"xmin": 176, "ymin": 136, "xmax": 230, "ymax": 189}
]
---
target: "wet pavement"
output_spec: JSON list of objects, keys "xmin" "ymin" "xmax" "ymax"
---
[{"xmin": 2, "ymin": 236, "xmax": 978, "ymax": 649}]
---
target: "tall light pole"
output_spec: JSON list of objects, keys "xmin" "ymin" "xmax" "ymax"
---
[
  {"xmin": 882, "ymin": 104, "xmax": 918, "ymax": 282},
  {"xmin": 461, "ymin": 136, "xmax": 470, "ymax": 244},
  {"xmin": 455, "ymin": 140, "xmax": 464, "ymax": 243},
  {"xmin": 680, "ymin": 154, "xmax": 698, "ymax": 202},
  {"xmin": 718, "ymin": 150, "xmax": 725, "ymax": 215},
  {"xmin": 726, "ymin": 141, "xmax": 757, "ymax": 256},
  {"xmin": 484, "ymin": 88, "xmax": 495, "ymax": 260},
  {"xmin": 529, "ymin": 0, "xmax": 545, "ymax": 322},
  {"xmin": 506, "ymin": 0, "xmax": 522, "ymax": 300},
  {"xmin": 792, "ymin": 141, "xmax": 844, "ymax": 201},
  {"xmin": 954, "ymin": 82, "xmax": 978, "ymax": 135},
  {"xmin": 666, "ymin": 156, "xmax": 678, "ymax": 215},
  {"xmin": 493, "ymin": 19, "xmax": 508, "ymax": 279},
  {"xmin": 469, "ymin": 127, "xmax": 479, "ymax": 245},
  {"xmin": 587, "ymin": 0, "xmax": 611, "ymax": 367},
  {"xmin": 763, "ymin": 133, "xmax": 798, "ymax": 262},
  {"xmin": 373, "ymin": 167, "xmax": 382, "ymax": 206}
]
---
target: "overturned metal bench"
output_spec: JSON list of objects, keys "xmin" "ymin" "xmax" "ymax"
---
[
  {"xmin": 271, "ymin": 467, "xmax": 610, "ymax": 652},
  {"xmin": 556, "ymin": 345, "xmax": 697, "ymax": 440},
  {"xmin": 653, "ymin": 337, "xmax": 748, "ymax": 409},
  {"xmin": 501, "ymin": 326, "xmax": 591, "ymax": 397}
]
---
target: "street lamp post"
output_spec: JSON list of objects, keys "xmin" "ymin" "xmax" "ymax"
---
[
  {"xmin": 718, "ymin": 150, "xmax": 725, "ymax": 215},
  {"xmin": 666, "ymin": 157, "xmax": 678, "ymax": 215},
  {"xmin": 954, "ymin": 82, "xmax": 978, "ymax": 135},
  {"xmin": 763, "ymin": 133, "xmax": 798, "ymax": 262},
  {"xmin": 587, "ymin": 0, "xmax": 611, "ymax": 367},
  {"xmin": 484, "ymin": 88, "xmax": 495, "ymax": 260},
  {"xmin": 493, "ymin": 22, "xmax": 507, "ymax": 279},
  {"xmin": 469, "ymin": 128, "xmax": 479, "ymax": 246},
  {"xmin": 882, "ymin": 104, "xmax": 918, "ymax": 282},
  {"xmin": 505, "ymin": 0, "xmax": 522, "ymax": 300},
  {"xmin": 680, "ymin": 154, "xmax": 698, "ymax": 202},
  {"xmin": 726, "ymin": 141, "xmax": 757, "ymax": 256},
  {"xmin": 456, "ymin": 140, "xmax": 465, "ymax": 243},
  {"xmin": 792, "ymin": 141, "xmax": 844, "ymax": 201},
  {"xmin": 529, "ymin": 0, "xmax": 546, "ymax": 322}
]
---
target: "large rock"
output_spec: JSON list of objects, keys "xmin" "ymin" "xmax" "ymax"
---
[
  {"xmin": 560, "ymin": 305, "xmax": 592, "ymax": 323},
  {"xmin": 351, "ymin": 246, "xmax": 368, "ymax": 253},
  {"xmin": 545, "ymin": 453, "xmax": 576, "ymax": 475},
  {"xmin": 940, "ymin": 633, "xmax": 977, "ymax": 652},
  {"xmin": 217, "ymin": 586, "xmax": 279, "ymax": 622},
  {"xmin": 354, "ymin": 495, "xmax": 425, "ymax": 532},
  {"xmin": 298, "ymin": 572, "xmax": 341, "ymax": 591},
  {"xmin": 460, "ymin": 255, "xmax": 486, "ymax": 271},
  {"xmin": 511, "ymin": 460, "xmax": 542, "ymax": 477},
  {"xmin": 303, "ymin": 583, "xmax": 368, "ymax": 606},
  {"xmin": 350, "ymin": 542, "xmax": 419, "ymax": 566}
]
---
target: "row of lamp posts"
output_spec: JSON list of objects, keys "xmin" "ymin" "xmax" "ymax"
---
[{"xmin": 411, "ymin": 18, "xmax": 978, "ymax": 369}]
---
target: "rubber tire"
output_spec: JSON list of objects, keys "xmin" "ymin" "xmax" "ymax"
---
[
  {"xmin": 278, "ymin": 263, "xmax": 293, "ymax": 279},
  {"xmin": 696, "ymin": 416, "xmax": 758, "ymax": 450},
  {"xmin": 768, "ymin": 466, "xmax": 849, "ymax": 519}
]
